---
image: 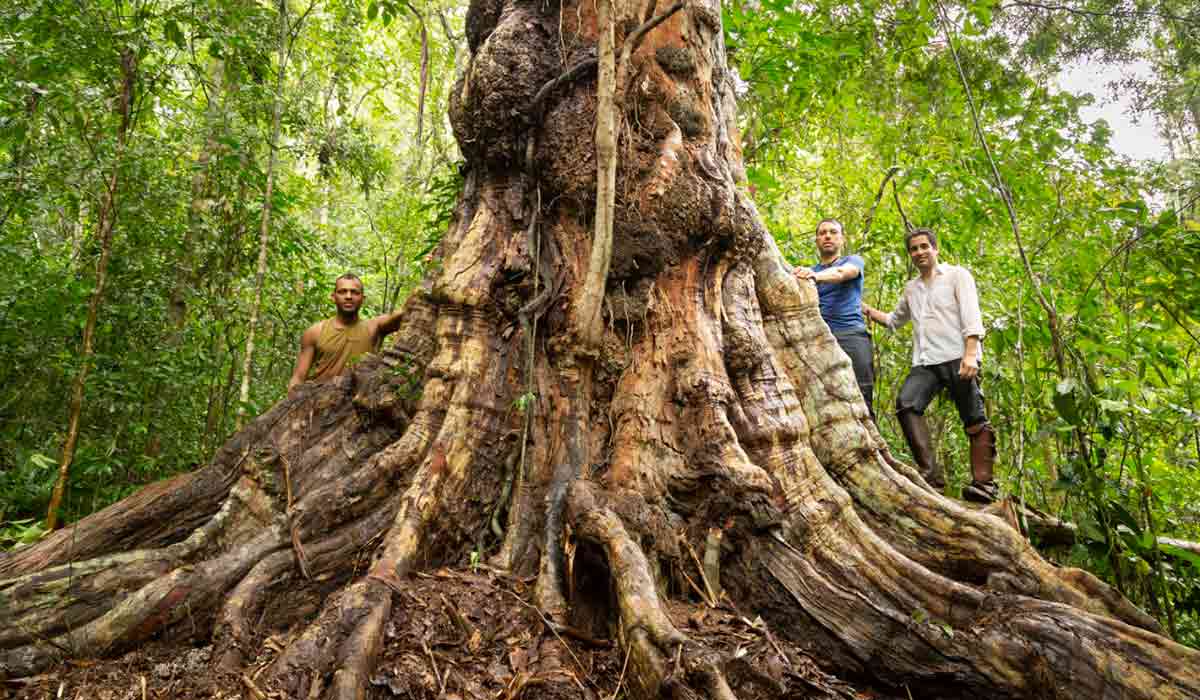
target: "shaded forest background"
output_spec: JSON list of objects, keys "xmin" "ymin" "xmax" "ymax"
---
[{"xmin": 1, "ymin": 0, "xmax": 1198, "ymax": 644}]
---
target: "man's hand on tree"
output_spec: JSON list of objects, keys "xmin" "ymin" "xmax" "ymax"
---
[
  {"xmin": 862, "ymin": 303, "xmax": 879, "ymax": 325},
  {"xmin": 793, "ymin": 267, "xmax": 815, "ymax": 282}
]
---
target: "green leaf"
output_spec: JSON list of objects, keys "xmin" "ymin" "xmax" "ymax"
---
[
  {"xmin": 1098, "ymin": 398, "xmax": 1128, "ymax": 414},
  {"xmin": 968, "ymin": 1, "xmax": 992, "ymax": 28},
  {"xmin": 1160, "ymin": 544, "xmax": 1200, "ymax": 571},
  {"xmin": 19, "ymin": 523, "xmax": 47, "ymax": 545},
  {"xmin": 29, "ymin": 453, "xmax": 56, "ymax": 471},
  {"xmin": 163, "ymin": 19, "xmax": 185, "ymax": 50},
  {"xmin": 1053, "ymin": 378, "xmax": 1081, "ymax": 425},
  {"xmin": 1107, "ymin": 501, "xmax": 1141, "ymax": 538},
  {"xmin": 513, "ymin": 392, "xmax": 535, "ymax": 413},
  {"xmin": 367, "ymin": 1, "xmax": 379, "ymax": 20},
  {"xmin": 1079, "ymin": 520, "xmax": 1106, "ymax": 544}
]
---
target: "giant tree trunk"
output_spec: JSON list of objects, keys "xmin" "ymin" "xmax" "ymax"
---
[{"xmin": 3, "ymin": 2, "xmax": 1198, "ymax": 698}]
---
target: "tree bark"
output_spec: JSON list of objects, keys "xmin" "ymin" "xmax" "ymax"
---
[
  {"xmin": 6, "ymin": 2, "xmax": 1200, "ymax": 698},
  {"xmin": 45, "ymin": 48, "xmax": 138, "ymax": 531}
]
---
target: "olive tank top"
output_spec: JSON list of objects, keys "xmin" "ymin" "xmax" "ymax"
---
[{"xmin": 307, "ymin": 318, "xmax": 376, "ymax": 382}]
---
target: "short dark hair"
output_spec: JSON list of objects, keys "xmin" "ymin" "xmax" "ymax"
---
[
  {"xmin": 904, "ymin": 227, "xmax": 937, "ymax": 250},
  {"xmin": 815, "ymin": 218, "xmax": 843, "ymax": 235},
  {"xmin": 334, "ymin": 273, "xmax": 363, "ymax": 290}
]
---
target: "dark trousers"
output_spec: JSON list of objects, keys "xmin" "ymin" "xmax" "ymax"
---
[
  {"xmin": 895, "ymin": 358, "xmax": 987, "ymax": 429},
  {"xmin": 833, "ymin": 329, "xmax": 874, "ymax": 418}
]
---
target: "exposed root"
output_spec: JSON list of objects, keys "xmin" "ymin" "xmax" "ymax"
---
[
  {"xmin": 567, "ymin": 481, "xmax": 686, "ymax": 696},
  {"xmin": 760, "ymin": 524, "xmax": 1200, "ymax": 699},
  {"xmin": 213, "ymin": 549, "xmax": 295, "ymax": 671},
  {"xmin": 0, "ymin": 393, "xmax": 306, "ymax": 579},
  {"xmin": 569, "ymin": 482, "xmax": 684, "ymax": 650},
  {"xmin": 264, "ymin": 578, "xmax": 390, "ymax": 698},
  {"xmin": 0, "ymin": 360, "xmax": 418, "ymax": 681},
  {"xmin": 287, "ymin": 433, "xmax": 423, "ymax": 549},
  {"xmin": 0, "ymin": 477, "xmax": 248, "ymax": 654},
  {"xmin": 535, "ymin": 361, "xmax": 591, "ymax": 618},
  {"xmin": 564, "ymin": 479, "xmax": 770, "ymax": 699},
  {"xmin": 328, "ymin": 583, "xmax": 391, "ymax": 700},
  {"xmin": 266, "ymin": 309, "xmax": 516, "ymax": 697},
  {"xmin": 698, "ymin": 661, "xmax": 740, "ymax": 700},
  {"xmin": 844, "ymin": 451, "xmax": 1161, "ymax": 630},
  {"xmin": 1, "ymin": 524, "xmax": 286, "ymax": 678}
]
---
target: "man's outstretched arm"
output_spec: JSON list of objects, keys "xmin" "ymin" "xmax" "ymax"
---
[
  {"xmin": 794, "ymin": 255, "xmax": 864, "ymax": 284},
  {"xmin": 288, "ymin": 324, "xmax": 320, "ymax": 392},
  {"xmin": 371, "ymin": 309, "xmax": 405, "ymax": 339},
  {"xmin": 864, "ymin": 293, "xmax": 909, "ymax": 331},
  {"xmin": 793, "ymin": 262, "xmax": 861, "ymax": 284}
]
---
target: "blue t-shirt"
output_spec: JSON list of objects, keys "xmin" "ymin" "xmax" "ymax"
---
[{"xmin": 811, "ymin": 255, "xmax": 866, "ymax": 332}]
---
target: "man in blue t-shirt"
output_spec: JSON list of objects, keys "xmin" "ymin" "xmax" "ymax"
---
[{"xmin": 793, "ymin": 218, "xmax": 874, "ymax": 419}]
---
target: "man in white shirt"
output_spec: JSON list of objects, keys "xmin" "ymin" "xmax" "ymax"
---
[{"xmin": 863, "ymin": 227, "xmax": 998, "ymax": 503}]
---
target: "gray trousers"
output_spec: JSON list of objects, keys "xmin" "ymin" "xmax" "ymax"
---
[
  {"xmin": 832, "ymin": 329, "xmax": 874, "ymax": 419},
  {"xmin": 895, "ymin": 358, "xmax": 987, "ymax": 430}
]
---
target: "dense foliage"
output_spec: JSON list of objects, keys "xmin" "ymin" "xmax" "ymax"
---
[{"xmin": 1, "ymin": 0, "xmax": 1197, "ymax": 643}]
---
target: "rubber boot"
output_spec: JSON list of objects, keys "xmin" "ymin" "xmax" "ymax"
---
[
  {"xmin": 962, "ymin": 422, "xmax": 999, "ymax": 503},
  {"xmin": 897, "ymin": 410, "xmax": 945, "ymax": 493}
]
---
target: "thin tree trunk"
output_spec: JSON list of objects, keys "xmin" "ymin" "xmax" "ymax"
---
[
  {"xmin": 936, "ymin": 1, "xmax": 1135, "ymax": 597},
  {"xmin": 219, "ymin": 328, "xmax": 242, "ymax": 436},
  {"xmin": 169, "ymin": 58, "xmax": 227, "ymax": 331},
  {"xmin": 236, "ymin": 0, "xmax": 289, "ymax": 429},
  {"xmin": 201, "ymin": 321, "xmax": 227, "ymax": 455},
  {"xmin": 46, "ymin": 49, "xmax": 138, "ymax": 531},
  {"xmin": 69, "ymin": 200, "xmax": 89, "ymax": 271},
  {"xmin": 205, "ymin": 125, "xmax": 252, "ymax": 453},
  {"xmin": 402, "ymin": 0, "xmax": 430, "ymax": 174}
]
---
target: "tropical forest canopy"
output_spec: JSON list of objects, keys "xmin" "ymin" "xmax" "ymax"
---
[{"xmin": 1, "ymin": 0, "xmax": 1198, "ymax": 645}]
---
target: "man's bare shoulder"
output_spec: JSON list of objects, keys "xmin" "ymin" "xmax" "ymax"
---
[{"xmin": 301, "ymin": 319, "xmax": 328, "ymax": 343}]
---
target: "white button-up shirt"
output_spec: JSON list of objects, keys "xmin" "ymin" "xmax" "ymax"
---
[{"xmin": 882, "ymin": 263, "xmax": 985, "ymax": 367}]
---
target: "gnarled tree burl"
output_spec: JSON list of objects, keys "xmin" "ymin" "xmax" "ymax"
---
[{"xmin": 2, "ymin": 1, "xmax": 1197, "ymax": 698}]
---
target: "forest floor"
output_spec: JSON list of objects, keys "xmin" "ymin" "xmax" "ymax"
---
[{"xmin": 1, "ymin": 566, "xmax": 895, "ymax": 700}]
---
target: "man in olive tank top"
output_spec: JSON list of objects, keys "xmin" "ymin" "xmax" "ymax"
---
[{"xmin": 287, "ymin": 274, "xmax": 404, "ymax": 392}]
